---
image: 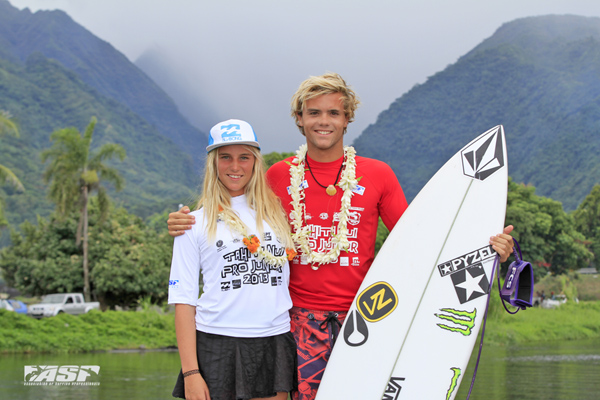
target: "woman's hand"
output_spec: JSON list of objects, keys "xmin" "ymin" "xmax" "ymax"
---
[{"xmin": 184, "ymin": 373, "xmax": 211, "ymax": 400}]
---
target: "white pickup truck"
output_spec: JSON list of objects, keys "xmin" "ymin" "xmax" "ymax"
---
[{"xmin": 27, "ymin": 293, "xmax": 100, "ymax": 318}]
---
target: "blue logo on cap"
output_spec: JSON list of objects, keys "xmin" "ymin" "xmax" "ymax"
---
[{"xmin": 220, "ymin": 124, "xmax": 242, "ymax": 142}]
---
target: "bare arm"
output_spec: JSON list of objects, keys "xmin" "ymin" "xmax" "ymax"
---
[
  {"xmin": 175, "ymin": 304, "xmax": 210, "ymax": 400},
  {"xmin": 168, "ymin": 206, "xmax": 196, "ymax": 237}
]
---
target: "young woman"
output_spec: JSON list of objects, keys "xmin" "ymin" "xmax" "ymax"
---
[{"xmin": 168, "ymin": 119, "xmax": 298, "ymax": 400}]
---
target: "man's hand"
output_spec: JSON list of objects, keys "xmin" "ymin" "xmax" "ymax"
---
[
  {"xmin": 490, "ymin": 225, "xmax": 515, "ymax": 263},
  {"xmin": 168, "ymin": 206, "xmax": 195, "ymax": 237}
]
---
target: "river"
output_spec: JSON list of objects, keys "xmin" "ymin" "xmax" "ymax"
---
[{"xmin": 2, "ymin": 339, "xmax": 599, "ymax": 399}]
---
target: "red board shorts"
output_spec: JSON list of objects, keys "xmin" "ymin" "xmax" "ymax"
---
[{"xmin": 289, "ymin": 306, "xmax": 348, "ymax": 400}]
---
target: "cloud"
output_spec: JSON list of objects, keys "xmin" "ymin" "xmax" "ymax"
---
[{"xmin": 9, "ymin": 0, "xmax": 600, "ymax": 152}]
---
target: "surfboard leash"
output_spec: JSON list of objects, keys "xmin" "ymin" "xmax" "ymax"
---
[{"xmin": 466, "ymin": 239, "xmax": 534, "ymax": 399}]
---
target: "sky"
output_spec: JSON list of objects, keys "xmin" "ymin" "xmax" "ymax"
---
[{"xmin": 10, "ymin": 0, "xmax": 600, "ymax": 153}]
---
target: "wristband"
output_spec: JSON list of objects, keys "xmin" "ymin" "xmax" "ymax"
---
[{"xmin": 183, "ymin": 369, "xmax": 200, "ymax": 378}]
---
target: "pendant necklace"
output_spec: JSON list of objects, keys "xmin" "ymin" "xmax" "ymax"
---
[{"xmin": 305, "ymin": 156, "xmax": 345, "ymax": 196}]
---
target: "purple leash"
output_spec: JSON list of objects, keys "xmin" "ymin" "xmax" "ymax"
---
[
  {"xmin": 466, "ymin": 239, "xmax": 533, "ymax": 399},
  {"xmin": 465, "ymin": 255, "xmax": 498, "ymax": 399}
]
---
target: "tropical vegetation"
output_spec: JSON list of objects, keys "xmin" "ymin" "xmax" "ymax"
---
[
  {"xmin": 41, "ymin": 117, "xmax": 126, "ymax": 302},
  {"xmin": 0, "ymin": 110, "xmax": 24, "ymax": 227}
]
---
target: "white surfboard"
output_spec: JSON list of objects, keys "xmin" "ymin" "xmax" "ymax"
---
[{"xmin": 315, "ymin": 126, "xmax": 508, "ymax": 400}]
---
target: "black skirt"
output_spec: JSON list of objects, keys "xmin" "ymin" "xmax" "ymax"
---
[{"xmin": 172, "ymin": 330, "xmax": 298, "ymax": 400}]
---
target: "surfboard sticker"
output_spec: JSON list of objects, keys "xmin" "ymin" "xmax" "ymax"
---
[
  {"xmin": 435, "ymin": 308, "xmax": 477, "ymax": 336},
  {"xmin": 461, "ymin": 126, "xmax": 505, "ymax": 180},
  {"xmin": 438, "ymin": 245, "xmax": 495, "ymax": 303},
  {"xmin": 382, "ymin": 377, "xmax": 405, "ymax": 400},
  {"xmin": 446, "ymin": 368, "xmax": 462, "ymax": 400},
  {"xmin": 356, "ymin": 281, "xmax": 398, "ymax": 323},
  {"xmin": 437, "ymin": 245, "xmax": 496, "ymax": 277},
  {"xmin": 343, "ymin": 310, "xmax": 369, "ymax": 347}
]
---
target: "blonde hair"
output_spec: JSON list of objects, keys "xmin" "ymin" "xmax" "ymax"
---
[
  {"xmin": 290, "ymin": 72, "xmax": 361, "ymax": 136},
  {"xmin": 196, "ymin": 145, "xmax": 293, "ymax": 249}
]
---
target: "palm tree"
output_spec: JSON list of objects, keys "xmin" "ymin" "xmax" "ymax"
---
[
  {"xmin": 0, "ymin": 110, "xmax": 25, "ymax": 227},
  {"xmin": 41, "ymin": 117, "xmax": 126, "ymax": 302}
]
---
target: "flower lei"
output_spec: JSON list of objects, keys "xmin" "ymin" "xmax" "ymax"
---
[
  {"xmin": 218, "ymin": 209, "xmax": 296, "ymax": 267},
  {"xmin": 288, "ymin": 145, "xmax": 358, "ymax": 268}
]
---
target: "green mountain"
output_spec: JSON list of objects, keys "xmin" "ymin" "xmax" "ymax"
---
[
  {"xmin": 0, "ymin": 0, "xmax": 207, "ymax": 165},
  {"xmin": 353, "ymin": 15, "xmax": 600, "ymax": 211},
  {"xmin": 0, "ymin": 0, "xmax": 207, "ymax": 243}
]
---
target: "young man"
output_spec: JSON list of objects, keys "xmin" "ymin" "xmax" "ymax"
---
[{"xmin": 168, "ymin": 73, "xmax": 515, "ymax": 400}]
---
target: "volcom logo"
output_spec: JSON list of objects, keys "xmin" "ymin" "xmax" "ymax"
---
[
  {"xmin": 382, "ymin": 377, "xmax": 405, "ymax": 400},
  {"xmin": 461, "ymin": 126, "xmax": 504, "ymax": 181},
  {"xmin": 435, "ymin": 308, "xmax": 477, "ymax": 336},
  {"xmin": 24, "ymin": 365, "xmax": 100, "ymax": 386}
]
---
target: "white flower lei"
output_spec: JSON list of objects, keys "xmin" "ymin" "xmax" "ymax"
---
[
  {"xmin": 217, "ymin": 210, "xmax": 291, "ymax": 267},
  {"xmin": 288, "ymin": 145, "xmax": 358, "ymax": 267}
]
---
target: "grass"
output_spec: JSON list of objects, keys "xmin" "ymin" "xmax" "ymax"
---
[
  {"xmin": 0, "ymin": 308, "xmax": 176, "ymax": 353},
  {"xmin": 483, "ymin": 298, "xmax": 600, "ymax": 345}
]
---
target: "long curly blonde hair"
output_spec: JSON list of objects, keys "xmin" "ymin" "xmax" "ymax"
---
[{"xmin": 196, "ymin": 145, "xmax": 293, "ymax": 248}]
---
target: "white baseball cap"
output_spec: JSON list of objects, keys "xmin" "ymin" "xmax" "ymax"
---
[{"xmin": 206, "ymin": 119, "xmax": 260, "ymax": 153}]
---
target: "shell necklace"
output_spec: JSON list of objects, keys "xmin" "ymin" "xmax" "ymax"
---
[{"xmin": 288, "ymin": 145, "xmax": 358, "ymax": 269}]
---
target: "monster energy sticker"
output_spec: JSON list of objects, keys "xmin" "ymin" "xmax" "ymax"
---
[
  {"xmin": 438, "ymin": 246, "xmax": 494, "ymax": 304},
  {"xmin": 435, "ymin": 308, "xmax": 477, "ymax": 336},
  {"xmin": 461, "ymin": 126, "xmax": 504, "ymax": 181},
  {"xmin": 381, "ymin": 377, "xmax": 405, "ymax": 400},
  {"xmin": 446, "ymin": 367, "xmax": 461, "ymax": 400}
]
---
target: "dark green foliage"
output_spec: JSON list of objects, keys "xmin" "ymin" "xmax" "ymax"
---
[
  {"xmin": 263, "ymin": 151, "xmax": 295, "ymax": 168},
  {"xmin": 0, "ymin": 53, "xmax": 198, "ymax": 245},
  {"xmin": 572, "ymin": 184, "xmax": 600, "ymax": 266},
  {"xmin": 353, "ymin": 15, "xmax": 600, "ymax": 211},
  {"xmin": 505, "ymin": 179, "xmax": 592, "ymax": 279},
  {"xmin": 0, "ymin": 202, "xmax": 173, "ymax": 309}
]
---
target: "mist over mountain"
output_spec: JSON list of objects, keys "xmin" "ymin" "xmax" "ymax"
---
[
  {"xmin": 0, "ymin": 0, "xmax": 207, "ymax": 168},
  {"xmin": 135, "ymin": 46, "xmax": 219, "ymax": 134},
  {"xmin": 0, "ymin": 0, "xmax": 207, "ymax": 241},
  {"xmin": 354, "ymin": 15, "xmax": 600, "ymax": 211}
]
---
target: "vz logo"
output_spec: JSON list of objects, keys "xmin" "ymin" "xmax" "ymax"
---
[
  {"xmin": 435, "ymin": 308, "xmax": 477, "ymax": 336},
  {"xmin": 461, "ymin": 126, "xmax": 504, "ymax": 181},
  {"xmin": 356, "ymin": 282, "xmax": 398, "ymax": 322},
  {"xmin": 382, "ymin": 377, "xmax": 405, "ymax": 400}
]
